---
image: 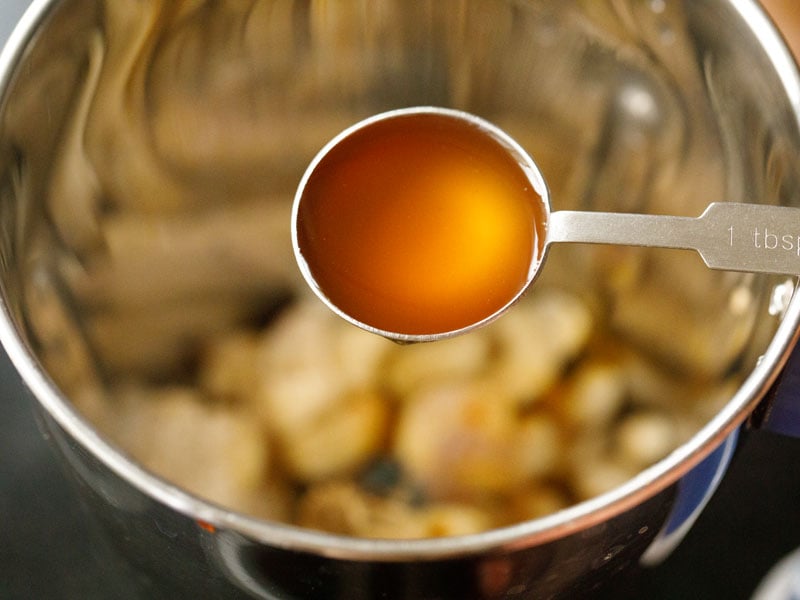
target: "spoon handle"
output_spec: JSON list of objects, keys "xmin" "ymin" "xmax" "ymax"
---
[{"xmin": 547, "ymin": 202, "xmax": 800, "ymax": 276}]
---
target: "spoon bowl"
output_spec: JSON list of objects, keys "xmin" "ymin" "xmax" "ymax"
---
[{"xmin": 292, "ymin": 106, "xmax": 551, "ymax": 342}]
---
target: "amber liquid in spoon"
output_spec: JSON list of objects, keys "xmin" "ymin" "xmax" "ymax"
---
[{"xmin": 294, "ymin": 110, "xmax": 548, "ymax": 336}]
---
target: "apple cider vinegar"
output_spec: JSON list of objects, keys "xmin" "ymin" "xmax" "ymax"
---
[{"xmin": 294, "ymin": 109, "xmax": 547, "ymax": 336}]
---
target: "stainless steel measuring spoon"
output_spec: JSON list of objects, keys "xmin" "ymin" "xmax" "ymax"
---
[{"xmin": 292, "ymin": 106, "xmax": 800, "ymax": 343}]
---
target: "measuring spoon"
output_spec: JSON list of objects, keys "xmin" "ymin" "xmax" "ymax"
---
[{"xmin": 292, "ymin": 106, "xmax": 800, "ymax": 343}]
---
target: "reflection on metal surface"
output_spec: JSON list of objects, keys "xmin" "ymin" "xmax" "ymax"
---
[
  {"xmin": 770, "ymin": 280, "xmax": 796, "ymax": 317},
  {"xmin": 640, "ymin": 429, "xmax": 738, "ymax": 566}
]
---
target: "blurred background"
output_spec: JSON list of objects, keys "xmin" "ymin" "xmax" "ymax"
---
[{"xmin": 1, "ymin": 1, "xmax": 800, "ymax": 598}]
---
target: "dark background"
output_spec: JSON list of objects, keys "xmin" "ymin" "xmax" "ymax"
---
[{"xmin": 2, "ymin": 1, "xmax": 800, "ymax": 597}]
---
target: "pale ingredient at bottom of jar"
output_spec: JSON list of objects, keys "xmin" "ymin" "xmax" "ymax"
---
[{"xmin": 73, "ymin": 287, "xmax": 737, "ymax": 539}]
